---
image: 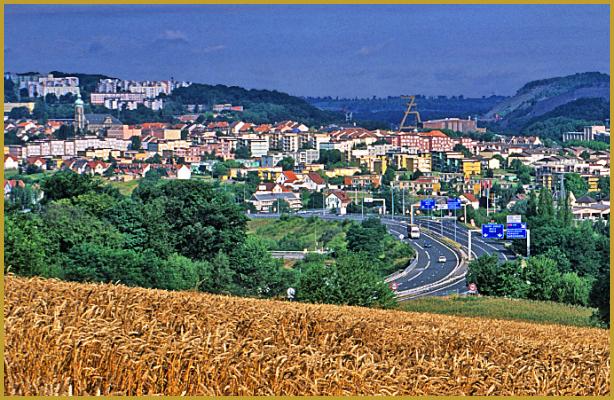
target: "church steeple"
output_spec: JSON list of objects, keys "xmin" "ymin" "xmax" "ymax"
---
[{"xmin": 74, "ymin": 92, "xmax": 85, "ymax": 132}]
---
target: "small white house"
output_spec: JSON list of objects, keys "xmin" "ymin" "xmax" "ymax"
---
[
  {"xmin": 176, "ymin": 164, "xmax": 192, "ymax": 180},
  {"xmin": 325, "ymin": 190, "xmax": 351, "ymax": 215},
  {"xmin": 4, "ymin": 155, "xmax": 19, "ymax": 170}
]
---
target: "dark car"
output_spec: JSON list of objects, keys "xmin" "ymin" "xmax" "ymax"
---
[{"xmin": 423, "ymin": 241, "xmax": 432, "ymax": 248}]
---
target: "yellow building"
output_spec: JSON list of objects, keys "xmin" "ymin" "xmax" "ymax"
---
[
  {"xmin": 587, "ymin": 175, "xmax": 599, "ymax": 192},
  {"xmin": 85, "ymin": 148, "xmax": 112, "ymax": 159},
  {"xmin": 324, "ymin": 167, "xmax": 361, "ymax": 178},
  {"xmin": 393, "ymin": 153, "xmax": 432, "ymax": 173},
  {"xmin": 163, "ymin": 128, "xmax": 182, "ymax": 140},
  {"xmin": 134, "ymin": 152, "xmax": 149, "ymax": 161},
  {"xmin": 258, "ymin": 167, "xmax": 282, "ymax": 181},
  {"xmin": 462, "ymin": 159, "xmax": 481, "ymax": 178},
  {"xmin": 4, "ymin": 102, "xmax": 36, "ymax": 113}
]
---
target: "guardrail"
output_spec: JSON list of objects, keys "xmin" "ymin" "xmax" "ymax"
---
[
  {"xmin": 269, "ymin": 250, "xmax": 328, "ymax": 259},
  {"xmin": 384, "ymin": 254, "xmax": 419, "ymax": 283},
  {"xmin": 394, "ymin": 226, "xmax": 469, "ymax": 300}
]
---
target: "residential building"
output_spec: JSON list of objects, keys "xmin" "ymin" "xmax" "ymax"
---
[
  {"xmin": 325, "ymin": 190, "xmax": 351, "ymax": 215},
  {"xmin": 422, "ymin": 117, "xmax": 479, "ymax": 133}
]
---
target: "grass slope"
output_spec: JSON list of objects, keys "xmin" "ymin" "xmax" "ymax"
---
[{"xmin": 400, "ymin": 295, "xmax": 597, "ymax": 328}]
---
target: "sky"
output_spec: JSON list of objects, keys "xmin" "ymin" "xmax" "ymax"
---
[{"xmin": 4, "ymin": 4, "xmax": 610, "ymax": 98}]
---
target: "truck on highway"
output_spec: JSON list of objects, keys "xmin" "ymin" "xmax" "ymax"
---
[{"xmin": 407, "ymin": 224, "xmax": 421, "ymax": 239}]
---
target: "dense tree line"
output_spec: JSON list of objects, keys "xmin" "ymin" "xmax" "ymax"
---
[
  {"xmin": 5, "ymin": 171, "xmax": 293, "ymax": 298},
  {"xmin": 169, "ymin": 83, "xmax": 342, "ymax": 126},
  {"xmin": 468, "ymin": 187, "xmax": 609, "ymax": 326},
  {"xmin": 5, "ymin": 171, "xmax": 404, "ymax": 309}
]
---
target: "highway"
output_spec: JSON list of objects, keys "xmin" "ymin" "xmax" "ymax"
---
[{"xmin": 250, "ymin": 211, "xmax": 475, "ymax": 298}]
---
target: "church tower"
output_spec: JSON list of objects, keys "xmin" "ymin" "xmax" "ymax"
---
[{"xmin": 74, "ymin": 92, "xmax": 85, "ymax": 132}]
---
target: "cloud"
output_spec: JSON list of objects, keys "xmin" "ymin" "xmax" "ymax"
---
[
  {"xmin": 355, "ymin": 40, "xmax": 390, "ymax": 57},
  {"xmin": 155, "ymin": 30, "xmax": 189, "ymax": 46},
  {"xmin": 201, "ymin": 44, "xmax": 226, "ymax": 53}
]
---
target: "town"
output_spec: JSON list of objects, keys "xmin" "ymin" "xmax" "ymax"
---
[
  {"xmin": 3, "ymin": 3, "xmax": 610, "ymax": 396},
  {"xmin": 4, "ymin": 73, "xmax": 610, "ymax": 223}
]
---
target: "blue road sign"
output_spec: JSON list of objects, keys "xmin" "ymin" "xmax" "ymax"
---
[
  {"xmin": 447, "ymin": 198, "xmax": 461, "ymax": 210},
  {"xmin": 506, "ymin": 229, "xmax": 527, "ymax": 239},
  {"xmin": 506, "ymin": 223, "xmax": 527, "ymax": 239},
  {"xmin": 482, "ymin": 223, "xmax": 504, "ymax": 239},
  {"xmin": 420, "ymin": 199, "xmax": 435, "ymax": 210}
]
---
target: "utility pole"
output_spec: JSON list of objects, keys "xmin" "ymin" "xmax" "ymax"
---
[
  {"xmin": 402, "ymin": 187, "xmax": 405, "ymax": 219},
  {"xmin": 440, "ymin": 206, "xmax": 443, "ymax": 236},
  {"xmin": 361, "ymin": 196, "xmax": 364, "ymax": 219},
  {"xmin": 391, "ymin": 182, "xmax": 394, "ymax": 219},
  {"xmin": 486, "ymin": 188, "xmax": 490, "ymax": 216}
]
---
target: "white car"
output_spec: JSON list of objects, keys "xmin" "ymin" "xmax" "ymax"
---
[{"xmin": 438, "ymin": 256, "xmax": 447, "ymax": 263}]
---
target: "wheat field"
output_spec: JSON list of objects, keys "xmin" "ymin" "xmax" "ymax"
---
[{"xmin": 4, "ymin": 276, "xmax": 610, "ymax": 396}]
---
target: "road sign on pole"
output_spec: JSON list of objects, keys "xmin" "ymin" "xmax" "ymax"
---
[
  {"xmin": 507, "ymin": 214, "xmax": 522, "ymax": 224},
  {"xmin": 481, "ymin": 223, "xmax": 504, "ymax": 239},
  {"xmin": 364, "ymin": 197, "xmax": 373, "ymax": 203},
  {"xmin": 420, "ymin": 199, "xmax": 435, "ymax": 210},
  {"xmin": 447, "ymin": 198, "xmax": 461, "ymax": 210},
  {"xmin": 506, "ymin": 222, "xmax": 527, "ymax": 239}
]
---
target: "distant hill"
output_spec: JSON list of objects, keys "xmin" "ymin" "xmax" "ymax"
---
[
  {"xmin": 484, "ymin": 72, "xmax": 610, "ymax": 132},
  {"xmin": 168, "ymin": 84, "xmax": 343, "ymax": 127},
  {"xmin": 306, "ymin": 95, "xmax": 506, "ymax": 129}
]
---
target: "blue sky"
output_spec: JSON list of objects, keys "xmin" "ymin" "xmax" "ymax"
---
[{"xmin": 4, "ymin": 4, "xmax": 610, "ymax": 98}]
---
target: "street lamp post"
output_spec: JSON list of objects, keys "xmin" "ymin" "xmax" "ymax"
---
[
  {"xmin": 402, "ymin": 187, "xmax": 405, "ymax": 219},
  {"xmin": 391, "ymin": 182, "xmax": 395, "ymax": 219}
]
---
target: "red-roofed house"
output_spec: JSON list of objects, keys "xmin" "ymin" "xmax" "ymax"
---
[
  {"xmin": 276, "ymin": 170, "xmax": 299, "ymax": 185},
  {"xmin": 26, "ymin": 157, "xmax": 47, "ymax": 170},
  {"xmin": 304, "ymin": 171, "xmax": 327, "ymax": 192},
  {"xmin": 86, "ymin": 161, "xmax": 109, "ymax": 175},
  {"xmin": 460, "ymin": 193, "xmax": 479, "ymax": 209},
  {"xmin": 4, "ymin": 155, "xmax": 19, "ymax": 170},
  {"xmin": 325, "ymin": 190, "xmax": 352, "ymax": 215}
]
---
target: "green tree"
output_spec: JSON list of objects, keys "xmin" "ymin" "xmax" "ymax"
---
[
  {"xmin": 346, "ymin": 218, "xmax": 387, "ymax": 255},
  {"xmin": 234, "ymin": 145, "xmax": 251, "ymax": 159},
  {"xmin": 564, "ymin": 173, "xmax": 588, "ymax": 198},
  {"xmin": 40, "ymin": 170, "xmax": 106, "ymax": 203},
  {"xmin": 130, "ymin": 136, "xmax": 142, "ymax": 151},
  {"xmin": 554, "ymin": 272, "xmax": 592, "ymax": 306},
  {"xmin": 296, "ymin": 252, "xmax": 396, "ymax": 308},
  {"xmin": 276, "ymin": 156, "xmax": 295, "ymax": 171},
  {"xmin": 453, "ymin": 144, "xmax": 472, "ymax": 157},
  {"xmin": 466, "ymin": 255, "xmax": 528, "ymax": 297},
  {"xmin": 598, "ymin": 176, "xmax": 609, "ymax": 199},
  {"xmin": 526, "ymin": 191, "xmax": 538, "ymax": 217},
  {"xmin": 4, "ymin": 213, "xmax": 56, "ymax": 277},
  {"xmin": 132, "ymin": 179, "xmax": 247, "ymax": 261},
  {"xmin": 590, "ymin": 269, "xmax": 610, "ymax": 327},
  {"xmin": 8, "ymin": 106, "xmax": 31, "ymax": 120},
  {"xmin": 523, "ymin": 256, "xmax": 560, "ymax": 301},
  {"xmin": 230, "ymin": 236, "xmax": 288, "ymax": 297},
  {"xmin": 382, "ymin": 164, "xmax": 397, "ymax": 185},
  {"xmin": 537, "ymin": 188, "xmax": 555, "ymax": 218}
]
